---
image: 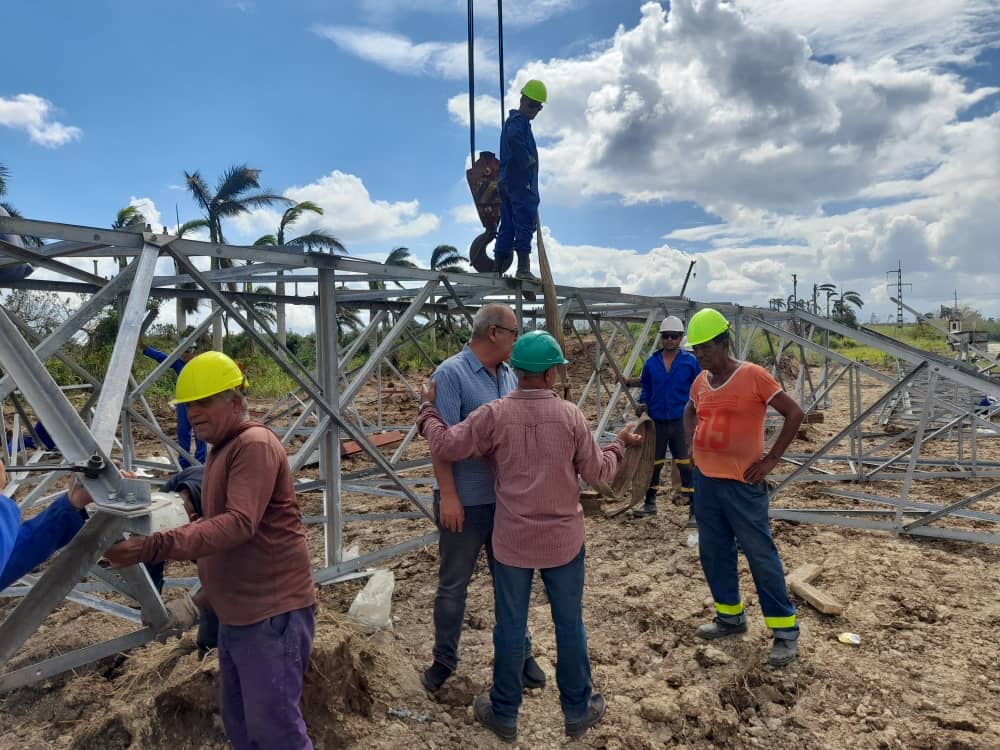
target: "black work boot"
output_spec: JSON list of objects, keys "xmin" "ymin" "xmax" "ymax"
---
[
  {"xmin": 769, "ymin": 637, "xmax": 799, "ymax": 667},
  {"xmin": 474, "ymin": 694, "xmax": 517, "ymax": 743},
  {"xmin": 565, "ymin": 693, "xmax": 607, "ymax": 738},
  {"xmin": 522, "ymin": 656, "xmax": 547, "ymax": 689},
  {"xmin": 514, "ymin": 251, "xmax": 541, "ymax": 283},
  {"xmin": 695, "ymin": 618, "xmax": 748, "ymax": 640},
  {"xmin": 420, "ymin": 660, "xmax": 453, "ymax": 692}
]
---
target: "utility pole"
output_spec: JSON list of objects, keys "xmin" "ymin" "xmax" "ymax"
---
[
  {"xmin": 679, "ymin": 259, "xmax": 696, "ymax": 297},
  {"xmin": 792, "ymin": 274, "xmax": 798, "ymax": 308},
  {"xmin": 885, "ymin": 260, "xmax": 911, "ymax": 329}
]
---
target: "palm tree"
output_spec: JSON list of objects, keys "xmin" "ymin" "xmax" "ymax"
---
[
  {"xmin": 253, "ymin": 200, "xmax": 344, "ymax": 346},
  {"xmin": 429, "ymin": 244, "xmax": 468, "ymax": 274},
  {"xmin": 245, "ymin": 284, "xmax": 277, "ymax": 331},
  {"xmin": 173, "ymin": 219, "xmax": 211, "ymax": 332},
  {"xmin": 769, "ymin": 297, "xmax": 785, "ymax": 311},
  {"xmin": 111, "ymin": 205, "xmax": 147, "ymax": 271},
  {"xmin": 185, "ymin": 164, "xmax": 291, "ymax": 347},
  {"xmin": 832, "ymin": 289, "xmax": 864, "ymax": 326},
  {"xmin": 814, "ymin": 283, "xmax": 836, "ymax": 315}
]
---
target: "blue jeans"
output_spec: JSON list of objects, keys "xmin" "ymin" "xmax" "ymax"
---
[
  {"xmin": 432, "ymin": 497, "xmax": 531, "ymax": 671},
  {"xmin": 692, "ymin": 469, "xmax": 798, "ymax": 640},
  {"xmin": 219, "ymin": 605, "xmax": 315, "ymax": 750},
  {"xmin": 490, "ymin": 546, "xmax": 591, "ymax": 726}
]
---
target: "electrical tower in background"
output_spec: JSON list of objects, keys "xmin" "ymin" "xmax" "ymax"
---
[{"xmin": 886, "ymin": 260, "xmax": 912, "ymax": 329}]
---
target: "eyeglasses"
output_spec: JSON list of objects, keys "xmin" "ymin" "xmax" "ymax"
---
[
  {"xmin": 492, "ymin": 324, "xmax": 519, "ymax": 338},
  {"xmin": 526, "ymin": 100, "xmax": 543, "ymax": 111},
  {"xmin": 661, "ymin": 332, "xmax": 682, "ymax": 339}
]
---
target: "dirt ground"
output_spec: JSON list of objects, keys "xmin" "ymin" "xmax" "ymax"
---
[{"xmin": 2, "ymin": 337, "xmax": 999, "ymax": 750}]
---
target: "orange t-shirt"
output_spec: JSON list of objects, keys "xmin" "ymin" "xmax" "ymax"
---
[{"xmin": 689, "ymin": 362, "xmax": 782, "ymax": 482}]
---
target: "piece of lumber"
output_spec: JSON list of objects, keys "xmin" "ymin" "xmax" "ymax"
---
[
  {"xmin": 340, "ymin": 430, "xmax": 404, "ymax": 457},
  {"xmin": 785, "ymin": 562, "xmax": 846, "ymax": 615}
]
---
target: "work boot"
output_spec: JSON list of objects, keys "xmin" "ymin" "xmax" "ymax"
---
[
  {"xmin": 523, "ymin": 656, "xmax": 547, "ymax": 689},
  {"xmin": 515, "ymin": 252, "xmax": 541, "ymax": 283},
  {"xmin": 768, "ymin": 638, "xmax": 799, "ymax": 667},
  {"xmin": 631, "ymin": 501, "xmax": 657, "ymax": 518},
  {"xmin": 685, "ymin": 509, "xmax": 697, "ymax": 528},
  {"xmin": 565, "ymin": 693, "xmax": 607, "ymax": 738},
  {"xmin": 695, "ymin": 618, "xmax": 748, "ymax": 640},
  {"xmin": 474, "ymin": 694, "xmax": 517, "ymax": 743},
  {"xmin": 420, "ymin": 660, "xmax": 452, "ymax": 692}
]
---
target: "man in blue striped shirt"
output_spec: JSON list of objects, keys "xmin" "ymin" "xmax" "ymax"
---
[{"xmin": 421, "ymin": 303, "xmax": 546, "ymax": 694}]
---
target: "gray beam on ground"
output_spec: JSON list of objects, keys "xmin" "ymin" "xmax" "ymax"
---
[
  {"xmin": 313, "ymin": 532, "xmax": 439, "ymax": 585},
  {"xmin": 90, "ymin": 245, "xmax": 160, "ymax": 454},
  {"xmin": 0, "ymin": 627, "xmax": 158, "ymax": 694},
  {"xmin": 902, "ymin": 484, "xmax": 1000, "ymax": 531},
  {"xmin": 769, "ymin": 363, "xmax": 929, "ymax": 496},
  {"xmin": 821, "ymin": 488, "xmax": 1000, "ymax": 523},
  {"xmin": 768, "ymin": 509, "xmax": 1000, "ymax": 544},
  {"xmin": 15, "ymin": 574, "xmax": 141, "ymax": 623}
]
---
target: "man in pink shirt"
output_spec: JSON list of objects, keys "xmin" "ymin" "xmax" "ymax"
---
[{"xmin": 417, "ymin": 330, "xmax": 641, "ymax": 742}]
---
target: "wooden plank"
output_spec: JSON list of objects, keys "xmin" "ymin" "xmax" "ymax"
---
[
  {"xmin": 340, "ymin": 431, "xmax": 404, "ymax": 457},
  {"xmin": 785, "ymin": 562, "xmax": 846, "ymax": 615},
  {"xmin": 788, "ymin": 579, "xmax": 846, "ymax": 615}
]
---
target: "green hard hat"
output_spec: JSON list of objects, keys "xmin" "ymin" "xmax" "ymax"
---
[
  {"xmin": 510, "ymin": 330, "xmax": 569, "ymax": 373},
  {"xmin": 686, "ymin": 308, "xmax": 730, "ymax": 346},
  {"xmin": 521, "ymin": 79, "xmax": 548, "ymax": 104}
]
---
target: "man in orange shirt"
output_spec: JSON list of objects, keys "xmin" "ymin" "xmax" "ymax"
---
[{"xmin": 682, "ymin": 308, "xmax": 803, "ymax": 667}]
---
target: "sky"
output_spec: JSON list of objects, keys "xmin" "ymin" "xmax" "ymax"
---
[{"xmin": 2, "ymin": 0, "xmax": 999, "ymax": 333}]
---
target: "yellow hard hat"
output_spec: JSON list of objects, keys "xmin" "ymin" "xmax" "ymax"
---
[
  {"xmin": 170, "ymin": 351, "xmax": 247, "ymax": 406},
  {"xmin": 521, "ymin": 79, "xmax": 547, "ymax": 104},
  {"xmin": 686, "ymin": 308, "xmax": 730, "ymax": 346}
]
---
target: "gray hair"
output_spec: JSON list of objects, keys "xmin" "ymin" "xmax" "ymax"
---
[
  {"xmin": 216, "ymin": 388, "xmax": 250, "ymax": 420},
  {"xmin": 471, "ymin": 303, "xmax": 513, "ymax": 339}
]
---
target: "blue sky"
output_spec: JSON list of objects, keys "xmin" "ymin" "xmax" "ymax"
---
[{"xmin": 2, "ymin": 0, "xmax": 999, "ymax": 330}]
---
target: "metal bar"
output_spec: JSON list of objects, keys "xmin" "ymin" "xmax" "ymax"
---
[
  {"xmin": 902, "ymin": 484, "xmax": 1000, "ymax": 531},
  {"xmin": 0, "ymin": 627, "xmax": 157, "ymax": 694},
  {"xmin": 317, "ymin": 267, "xmax": 343, "ymax": 568},
  {"xmin": 313, "ymin": 532, "xmax": 439, "ymax": 585}
]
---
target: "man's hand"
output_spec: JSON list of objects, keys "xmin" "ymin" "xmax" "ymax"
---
[
  {"xmin": 437, "ymin": 490, "xmax": 465, "ymax": 533},
  {"xmin": 104, "ymin": 536, "xmax": 149, "ymax": 568},
  {"xmin": 67, "ymin": 469, "xmax": 137, "ymax": 510},
  {"xmin": 419, "ymin": 378, "xmax": 437, "ymax": 407},
  {"xmin": 744, "ymin": 454, "xmax": 780, "ymax": 484},
  {"xmin": 616, "ymin": 423, "xmax": 644, "ymax": 446},
  {"xmin": 634, "ymin": 403, "xmax": 647, "ymax": 417}
]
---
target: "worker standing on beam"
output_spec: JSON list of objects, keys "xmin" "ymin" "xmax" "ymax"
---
[
  {"xmin": 683, "ymin": 308, "xmax": 804, "ymax": 667},
  {"xmin": 418, "ymin": 331, "xmax": 642, "ymax": 742},
  {"xmin": 495, "ymin": 79, "xmax": 546, "ymax": 283},
  {"xmin": 628, "ymin": 315, "xmax": 700, "ymax": 521},
  {"xmin": 105, "ymin": 351, "xmax": 316, "ymax": 749}
]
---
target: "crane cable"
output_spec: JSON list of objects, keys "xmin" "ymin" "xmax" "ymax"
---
[{"xmin": 466, "ymin": 0, "xmax": 507, "ymax": 164}]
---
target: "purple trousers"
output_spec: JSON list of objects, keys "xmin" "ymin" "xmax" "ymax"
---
[{"xmin": 218, "ymin": 605, "xmax": 315, "ymax": 750}]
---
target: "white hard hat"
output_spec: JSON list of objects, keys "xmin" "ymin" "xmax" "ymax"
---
[{"xmin": 659, "ymin": 315, "xmax": 685, "ymax": 333}]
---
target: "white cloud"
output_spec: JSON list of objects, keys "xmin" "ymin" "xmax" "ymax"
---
[
  {"xmin": 447, "ymin": 93, "xmax": 504, "ymax": 127},
  {"xmin": 0, "ymin": 94, "xmax": 82, "ymax": 148},
  {"xmin": 230, "ymin": 170, "xmax": 440, "ymax": 246},
  {"xmin": 358, "ymin": 0, "xmax": 579, "ymax": 27},
  {"xmin": 312, "ymin": 26, "xmax": 496, "ymax": 80},
  {"xmin": 450, "ymin": 204, "xmax": 482, "ymax": 225},
  {"xmin": 128, "ymin": 197, "xmax": 162, "ymax": 231}
]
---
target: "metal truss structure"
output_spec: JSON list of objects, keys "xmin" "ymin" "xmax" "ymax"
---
[{"xmin": 1, "ymin": 214, "xmax": 999, "ymax": 691}]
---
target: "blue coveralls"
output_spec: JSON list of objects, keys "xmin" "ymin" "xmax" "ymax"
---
[
  {"xmin": 0, "ymin": 493, "xmax": 86, "ymax": 590},
  {"xmin": 143, "ymin": 346, "xmax": 207, "ymax": 468},
  {"xmin": 495, "ymin": 110, "xmax": 539, "ymax": 260}
]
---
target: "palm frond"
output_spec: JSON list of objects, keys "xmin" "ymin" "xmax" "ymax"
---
[
  {"xmin": 214, "ymin": 164, "xmax": 261, "ymax": 201},
  {"xmin": 237, "ymin": 192, "xmax": 294, "ymax": 211},
  {"xmin": 254, "ymin": 234, "xmax": 278, "ymax": 246},
  {"xmin": 279, "ymin": 201, "xmax": 323, "ymax": 236},
  {"xmin": 184, "ymin": 171, "xmax": 213, "ymax": 211},
  {"xmin": 0, "ymin": 163, "xmax": 8, "ymax": 196},
  {"xmin": 288, "ymin": 231, "xmax": 345, "ymax": 253},
  {"xmin": 385, "ymin": 246, "xmax": 417, "ymax": 268},
  {"xmin": 112, "ymin": 205, "xmax": 146, "ymax": 229},
  {"xmin": 176, "ymin": 218, "xmax": 209, "ymax": 237}
]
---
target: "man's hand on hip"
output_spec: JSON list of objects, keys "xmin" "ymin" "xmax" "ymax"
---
[
  {"xmin": 744, "ymin": 454, "xmax": 780, "ymax": 484},
  {"xmin": 438, "ymin": 490, "xmax": 465, "ymax": 533}
]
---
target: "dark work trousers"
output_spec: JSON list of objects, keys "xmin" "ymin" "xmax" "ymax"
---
[
  {"xmin": 494, "ymin": 185, "xmax": 539, "ymax": 260},
  {"xmin": 432, "ymin": 494, "xmax": 532, "ymax": 671},
  {"xmin": 646, "ymin": 419, "xmax": 693, "ymax": 503},
  {"xmin": 692, "ymin": 469, "xmax": 798, "ymax": 640},
  {"xmin": 218, "ymin": 605, "xmax": 316, "ymax": 750}
]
